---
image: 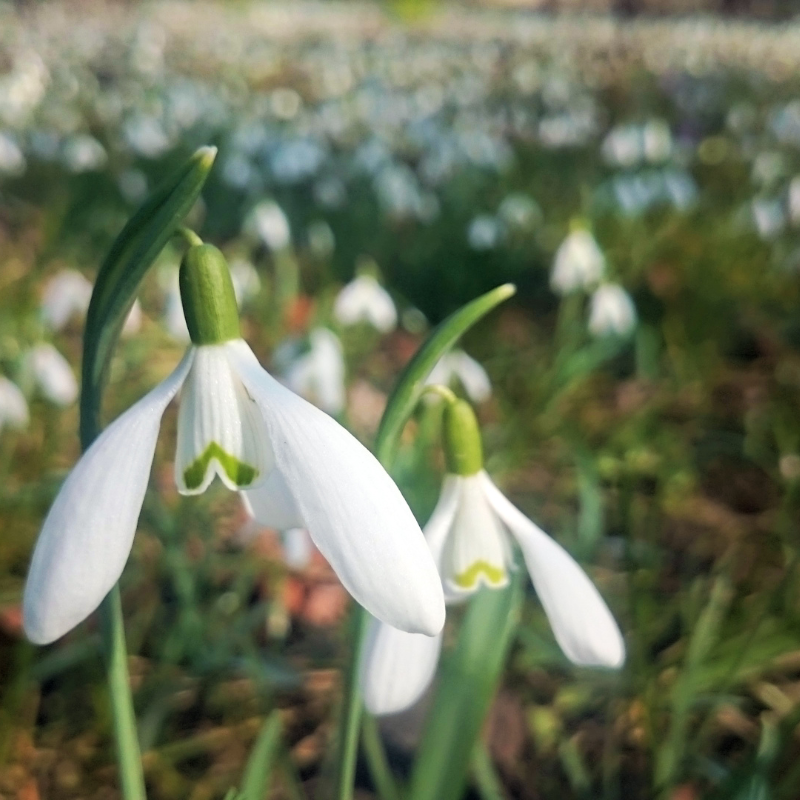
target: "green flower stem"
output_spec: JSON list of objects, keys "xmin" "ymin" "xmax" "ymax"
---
[
  {"xmin": 99, "ymin": 587, "xmax": 147, "ymax": 800},
  {"xmin": 333, "ymin": 283, "xmax": 516, "ymax": 800}
]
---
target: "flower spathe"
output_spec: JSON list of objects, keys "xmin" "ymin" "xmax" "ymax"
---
[
  {"xmin": 23, "ymin": 243, "xmax": 445, "ymax": 644},
  {"xmin": 360, "ymin": 469, "xmax": 625, "ymax": 715}
]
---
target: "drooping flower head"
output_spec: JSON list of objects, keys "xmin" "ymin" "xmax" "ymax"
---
[
  {"xmin": 23, "ymin": 241, "xmax": 444, "ymax": 644},
  {"xmin": 333, "ymin": 273, "xmax": 397, "ymax": 333},
  {"xmin": 360, "ymin": 395, "xmax": 625, "ymax": 715},
  {"xmin": 0, "ymin": 376, "xmax": 29, "ymax": 433},
  {"xmin": 588, "ymin": 283, "xmax": 637, "ymax": 338},
  {"xmin": 550, "ymin": 222, "xmax": 605, "ymax": 295}
]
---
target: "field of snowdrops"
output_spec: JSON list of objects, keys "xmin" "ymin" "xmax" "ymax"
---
[{"xmin": 4, "ymin": 3, "xmax": 800, "ymax": 799}]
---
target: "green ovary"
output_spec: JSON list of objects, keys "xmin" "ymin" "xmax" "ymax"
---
[
  {"xmin": 183, "ymin": 442, "xmax": 258, "ymax": 489},
  {"xmin": 453, "ymin": 560, "xmax": 506, "ymax": 589}
]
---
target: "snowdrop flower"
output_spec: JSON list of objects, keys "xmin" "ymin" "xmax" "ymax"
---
[
  {"xmin": 246, "ymin": 201, "xmax": 292, "ymax": 251},
  {"xmin": 333, "ymin": 274, "xmax": 397, "ymax": 333},
  {"xmin": 23, "ymin": 243, "xmax": 445, "ymax": 644},
  {"xmin": 425, "ymin": 350, "xmax": 491, "ymax": 404},
  {"xmin": 41, "ymin": 270, "xmax": 93, "ymax": 331},
  {"xmin": 0, "ymin": 376, "xmax": 29, "ymax": 433},
  {"xmin": 361, "ymin": 399, "xmax": 624, "ymax": 715},
  {"xmin": 588, "ymin": 284, "xmax": 637, "ymax": 338},
  {"xmin": 550, "ymin": 226, "xmax": 605, "ymax": 295},
  {"xmin": 42, "ymin": 269, "xmax": 141, "ymax": 336},
  {"xmin": 26, "ymin": 343, "xmax": 78, "ymax": 407},
  {"xmin": 230, "ymin": 259, "xmax": 261, "ymax": 306},
  {"xmin": 281, "ymin": 328, "xmax": 346, "ymax": 416}
]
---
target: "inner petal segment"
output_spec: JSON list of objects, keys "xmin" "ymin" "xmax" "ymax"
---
[
  {"xmin": 176, "ymin": 345, "xmax": 274, "ymax": 495},
  {"xmin": 442, "ymin": 475, "xmax": 510, "ymax": 599}
]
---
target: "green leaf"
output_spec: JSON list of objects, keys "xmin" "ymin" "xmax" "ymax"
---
[
  {"xmin": 375, "ymin": 283, "xmax": 515, "ymax": 464},
  {"xmin": 80, "ymin": 146, "xmax": 216, "ymax": 447},
  {"xmin": 409, "ymin": 575, "xmax": 523, "ymax": 800},
  {"xmin": 239, "ymin": 711, "xmax": 283, "ymax": 800}
]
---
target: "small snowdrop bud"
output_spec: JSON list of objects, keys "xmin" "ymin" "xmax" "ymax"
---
[
  {"xmin": 588, "ymin": 283, "xmax": 637, "ymax": 338},
  {"xmin": 550, "ymin": 224, "xmax": 605, "ymax": 295},
  {"xmin": 179, "ymin": 244, "xmax": 241, "ymax": 346},
  {"xmin": 442, "ymin": 398, "xmax": 483, "ymax": 477}
]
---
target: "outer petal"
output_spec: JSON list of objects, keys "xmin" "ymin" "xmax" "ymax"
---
[
  {"xmin": 360, "ymin": 615, "xmax": 443, "ymax": 716},
  {"xmin": 453, "ymin": 352, "xmax": 491, "ymax": 403},
  {"xmin": 227, "ymin": 339, "xmax": 445, "ymax": 636},
  {"xmin": 23, "ymin": 351, "xmax": 194, "ymax": 644},
  {"xmin": 481, "ymin": 472, "xmax": 625, "ymax": 668},
  {"xmin": 422, "ymin": 475, "xmax": 460, "ymax": 567}
]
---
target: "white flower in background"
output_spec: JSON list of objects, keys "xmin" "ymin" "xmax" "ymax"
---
[
  {"xmin": 497, "ymin": 193, "xmax": 542, "ymax": 231},
  {"xmin": 334, "ymin": 274, "xmax": 397, "ymax": 333},
  {"xmin": 230, "ymin": 259, "xmax": 261, "ymax": 306},
  {"xmin": 588, "ymin": 284, "xmax": 637, "ymax": 338},
  {"xmin": 23, "ymin": 243, "xmax": 445, "ymax": 644},
  {"xmin": 62, "ymin": 134, "xmax": 107, "ymax": 173},
  {"xmin": 42, "ymin": 269, "xmax": 141, "ymax": 336},
  {"xmin": 0, "ymin": 132, "xmax": 26, "ymax": 176},
  {"xmin": 41, "ymin": 270, "xmax": 93, "ymax": 331},
  {"xmin": 467, "ymin": 215, "xmax": 501, "ymax": 251},
  {"xmin": 307, "ymin": 220, "xmax": 336, "ymax": 259},
  {"xmin": 246, "ymin": 200, "xmax": 292, "ymax": 251},
  {"xmin": 281, "ymin": 328, "xmax": 346, "ymax": 416},
  {"xmin": 0, "ymin": 377, "xmax": 29, "ymax": 433},
  {"xmin": 360, "ymin": 399, "xmax": 625, "ymax": 715},
  {"xmin": 751, "ymin": 197, "xmax": 785, "ymax": 240},
  {"xmin": 425, "ymin": 350, "xmax": 491, "ymax": 404},
  {"xmin": 26, "ymin": 343, "xmax": 78, "ymax": 407},
  {"xmin": 282, "ymin": 527, "xmax": 314, "ymax": 570},
  {"xmin": 789, "ymin": 176, "xmax": 800, "ymax": 225},
  {"xmin": 550, "ymin": 227, "xmax": 606, "ymax": 295}
]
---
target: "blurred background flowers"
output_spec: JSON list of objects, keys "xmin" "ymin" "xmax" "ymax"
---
[{"xmin": 4, "ymin": 1, "xmax": 800, "ymax": 798}]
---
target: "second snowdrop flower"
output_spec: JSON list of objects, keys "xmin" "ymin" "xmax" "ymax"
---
[
  {"xmin": 23, "ymin": 242, "xmax": 444, "ymax": 645},
  {"xmin": 0, "ymin": 376, "xmax": 29, "ymax": 433},
  {"xmin": 588, "ymin": 283, "xmax": 637, "ymax": 338},
  {"xmin": 361, "ymin": 397, "xmax": 624, "ymax": 715},
  {"xmin": 425, "ymin": 350, "xmax": 491, "ymax": 404},
  {"xmin": 550, "ymin": 225, "xmax": 605, "ymax": 295}
]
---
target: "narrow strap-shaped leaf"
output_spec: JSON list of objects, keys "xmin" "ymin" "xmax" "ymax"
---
[
  {"xmin": 239, "ymin": 711, "xmax": 283, "ymax": 800},
  {"xmin": 409, "ymin": 574, "xmax": 523, "ymax": 800},
  {"xmin": 80, "ymin": 146, "xmax": 216, "ymax": 446},
  {"xmin": 375, "ymin": 283, "xmax": 515, "ymax": 464}
]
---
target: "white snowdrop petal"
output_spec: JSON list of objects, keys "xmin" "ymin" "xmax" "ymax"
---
[
  {"xmin": 242, "ymin": 469, "xmax": 303, "ymax": 531},
  {"xmin": 422, "ymin": 474, "xmax": 461, "ymax": 567},
  {"xmin": 550, "ymin": 230, "xmax": 605, "ymax": 295},
  {"xmin": 481, "ymin": 472, "xmax": 625, "ymax": 668},
  {"xmin": 452, "ymin": 351, "xmax": 491, "ymax": 403},
  {"xmin": 121, "ymin": 300, "xmax": 143, "ymax": 338},
  {"xmin": 282, "ymin": 328, "xmax": 345, "ymax": 416},
  {"xmin": 227, "ymin": 339, "xmax": 445, "ymax": 636},
  {"xmin": 0, "ymin": 376, "xmax": 29, "ymax": 430},
  {"xmin": 41, "ymin": 270, "xmax": 92, "ymax": 331},
  {"xmin": 441, "ymin": 474, "xmax": 509, "ymax": 601},
  {"xmin": 175, "ymin": 345, "xmax": 274, "ymax": 495},
  {"xmin": 360, "ymin": 616, "xmax": 442, "ymax": 716},
  {"xmin": 588, "ymin": 284, "xmax": 637, "ymax": 338},
  {"xmin": 28, "ymin": 344, "xmax": 78, "ymax": 407},
  {"xmin": 23, "ymin": 352, "xmax": 194, "ymax": 644},
  {"xmin": 333, "ymin": 275, "xmax": 397, "ymax": 333},
  {"xmin": 283, "ymin": 527, "xmax": 314, "ymax": 569}
]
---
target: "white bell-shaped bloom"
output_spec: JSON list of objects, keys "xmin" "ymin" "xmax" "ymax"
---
[
  {"xmin": 360, "ymin": 470, "xmax": 625, "ymax": 714},
  {"xmin": 0, "ymin": 376, "xmax": 29, "ymax": 432},
  {"xmin": 41, "ymin": 270, "xmax": 92, "ymax": 331},
  {"xmin": 281, "ymin": 328, "xmax": 346, "ymax": 416},
  {"xmin": 550, "ymin": 229, "xmax": 605, "ymax": 295},
  {"xmin": 230, "ymin": 259, "xmax": 261, "ymax": 306},
  {"xmin": 425, "ymin": 350, "xmax": 491, "ymax": 404},
  {"xmin": 26, "ymin": 343, "xmax": 78, "ymax": 407},
  {"xmin": 246, "ymin": 200, "xmax": 291, "ymax": 251},
  {"xmin": 333, "ymin": 275, "xmax": 397, "ymax": 333},
  {"xmin": 588, "ymin": 284, "xmax": 637, "ymax": 338},
  {"xmin": 24, "ymin": 245, "xmax": 444, "ymax": 645}
]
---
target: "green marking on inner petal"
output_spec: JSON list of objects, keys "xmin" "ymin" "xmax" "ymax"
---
[
  {"xmin": 183, "ymin": 441, "xmax": 258, "ymax": 490},
  {"xmin": 453, "ymin": 561, "xmax": 506, "ymax": 589}
]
